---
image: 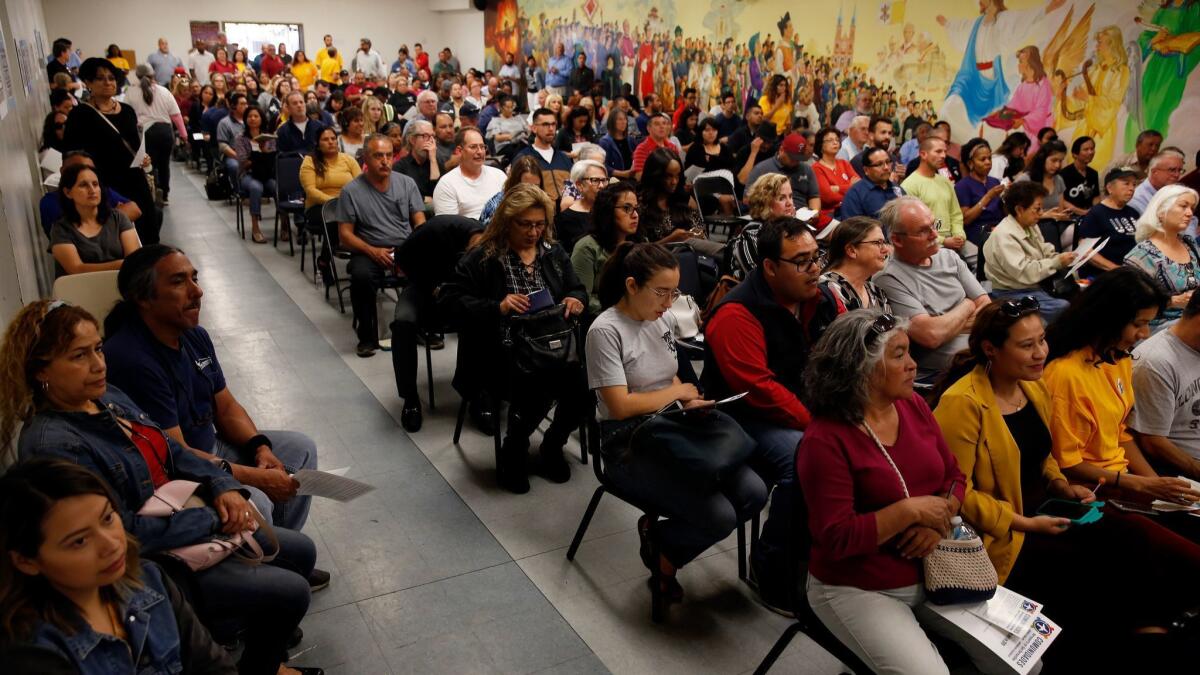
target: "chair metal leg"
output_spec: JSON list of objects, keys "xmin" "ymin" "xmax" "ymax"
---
[
  {"xmin": 566, "ymin": 486, "xmax": 605, "ymax": 561},
  {"xmin": 737, "ymin": 520, "xmax": 748, "ymax": 581},
  {"xmin": 578, "ymin": 421, "xmax": 588, "ymax": 465},
  {"xmin": 453, "ymin": 398, "xmax": 468, "ymax": 444},
  {"xmin": 752, "ymin": 622, "xmax": 804, "ymax": 675},
  {"xmin": 425, "ymin": 337, "xmax": 435, "ymax": 411}
]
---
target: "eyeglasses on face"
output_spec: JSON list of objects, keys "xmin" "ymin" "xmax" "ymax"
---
[
  {"xmin": 999, "ymin": 295, "xmax": 1040, "ymax": 318},
  {"xmin": 855, "ymin": 238, "xmax": 889, "ymax": 249},
  {"xmin": 648, "ymin": 286, "xmax": 682, "ymax": 301},
  {"xmin": 896, "ymin": 219, "xmax": 942, "ymax": 238},
  {"xmin": 514, "ymin": 218, "xmax": 548, "ymax": 231},
  {"xmin": 774, "ymin": 249, "xmax": 826, "ymax": 272},
  {"xmin": 580, "ymin": 176, "xmax": 608, "ymax": 186},
  {"xmin": 614, "ymin": 203, "xmax": 638, "ymax": 215}
]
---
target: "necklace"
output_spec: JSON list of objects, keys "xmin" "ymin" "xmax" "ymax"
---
[
  {"xmin": 995, "ymin": 387, "xmax": 1027, "ymax": 413},
  {"xmin": 92, "ymin": 98, "xmax": 119, "ymax": 114}
]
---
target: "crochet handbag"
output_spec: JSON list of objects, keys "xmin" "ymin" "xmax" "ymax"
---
[
  {"xmin": 861, "ymin": 422, "xmax": 998, "ymax": 605},
  {"xmin": 137, "ymin": 480, "xmax": 278, "ymax": 572}
]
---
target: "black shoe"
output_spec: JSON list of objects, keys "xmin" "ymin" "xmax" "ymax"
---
[
  {"xmin": 427, "ymin": 333, "xmax": 445, "ymax": 350},
  {"xmin": 356, "ymin": 341, "xmax": 378, "ymax": 358},
  {"xmin": 469, "ymin": 400, "xmax": 497, "ymax": 436},
  {"xmin": 307, "ymin": 568, "xmax": 331, "ymax": 592},
  {"xmin": 497, "ymin": 437, "xmax": 530, "ymax": 494},
  {"xmin": 539, "ymin": 444, "xmax": 570, "ymax": 483},
  {"xmin": 401, "ymin": 400, "xmax": 423, "ymax": 433},
  {"xmin": 287, "ymin": 626, "xmax": 303, "ymax": 649}
]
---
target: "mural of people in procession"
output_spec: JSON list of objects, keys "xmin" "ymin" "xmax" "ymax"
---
[{"xmin": 486, "ymin": 0, "xmax": 1200, "ymax": 167}]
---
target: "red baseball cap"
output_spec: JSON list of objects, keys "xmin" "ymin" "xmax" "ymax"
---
[{"xmin": 781, "ymin": 132, "xmax": 807, "ymax": 160}]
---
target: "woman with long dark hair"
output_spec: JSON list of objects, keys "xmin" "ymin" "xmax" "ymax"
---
[
  {"xmin": 759, "ymin": 74, "xmax": 792, "ymax": 135},
  {"xmin": 235, "ymin": 106, "xmax": 278, "ymax": 244},
  {"xmin": 636, "ymin": 148, "xmax": 704, "ymax": 245},
  {"xmin": 598, "ymin": 108, "xmax": 635, "ymax": 180},
  {"xmin": 555, "ymin": 105, "xmax": 597, "ymax": 158},
  {"xmin": 300, "ymin": 126, "xmax": 360, "ymax": 284},
  {"xmin": 125, "ymin": 64, "xmax": 187, "ymax": 206},
  {"xmin": 63, "ymin": 58, "xmax": 160, "ymax": 244},
  {"xmin": 48, "ymin": 163, "xmax": 140, "ymax": 277},
  {"xmin": 1016, "ymin": 138, "xmax": 1074, "ymax": 249},
  {"xmin": 934, "ymin": 298, "xmax": 1200, "ymax": 671},
  {"xmin": 572, "ymin": 182, "xmax": 641, "ymax": 316},
  {"xmin": 990, "ymin": 132, "xmax": 1030, "ymax": 180},
  {"xmin": 0, "ymin": 459, "xmax": 238, "ymax": 674}
]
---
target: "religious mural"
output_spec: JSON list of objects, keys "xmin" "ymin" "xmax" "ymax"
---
[{"xmin": 485, "ymin": 0, "xmax": 1200, "ymax": 167}]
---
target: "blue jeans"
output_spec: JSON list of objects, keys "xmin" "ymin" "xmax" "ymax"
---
[
  {"xmin": 213, "ymin": 430, "xmax": 316, "ymax": 531},
  {"xmin": 739, "ymin": 419, "xmax": 803, "ymax": 600},
  {"xmin": 240, "ymin": 175, "xmax": 277, "ymax": 218},
  {"xmin": 192, "ymin": 526, "xmax": 314, "ymax": 675},
  {"xmin": 990, "ymin": 288, "xmax": 1069, "ymax": 324}
]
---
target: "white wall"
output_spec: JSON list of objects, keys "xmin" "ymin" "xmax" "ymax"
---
[{"xmin": 42, "ymin": 0, "xmax": 486, "ymax": 73}]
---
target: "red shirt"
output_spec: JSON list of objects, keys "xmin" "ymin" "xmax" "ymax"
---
[
  {"xmin": 129, "ymin": 421, "xmax": 171, "ymax": 488},
  {"xmin": 797, "ymin": 396, "xmax": 965, "ymax": 590},
  {"xmin": 631, "ymin": 137, "xmax": 679, "ymax": 174},
  {"xmin": 261, "ymin": 54, "xmax": 285, "ymax": 78},
  {"xmin": 416, "ymin": 52, "xmax": 430, "ymax": 73},
  {"xmin": 209, "ymin": 60, "xmax": 237, "ymax": 75},
  {"xmin": 811, "ymin": 159, "xmax": 857, "ymax": 228}
]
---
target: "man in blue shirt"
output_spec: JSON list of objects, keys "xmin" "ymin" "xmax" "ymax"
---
[
  {"xmin": 275, "ymin": 92, "xmax": 324, "ymax": 155},
  {"xmin": 840, "ymin": 147, "xmax": 906, "ymax": 222},
  {"xmin": 103, "ymin": 245, "xmax": 329, "ymax": 590},
  {"xmin": 546, "ymin": 42, "xmax": 572, "ymax": 96}
]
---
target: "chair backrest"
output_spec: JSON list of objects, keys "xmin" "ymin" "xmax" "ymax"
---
[
  {"xmin": 276, "ymin": 152, "xmax": 305, "ymax": 200},
  {"xmin": 693, "ymin": 170, "xmax": 741, "ymax": 217},
  {"xmin": 52, "ymin": 270, "xmax": 120, "ymax": 336},
  {"xmin": 320, "ymin": 198, "xmax": 341, "ymax": 250},
  {"xmin": 672, "ymin": 246, "xmax": 703, "ymax": 298}
]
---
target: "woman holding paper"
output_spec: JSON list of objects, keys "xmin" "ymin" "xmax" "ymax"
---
[
  {"xmin": 585, "ymin": 242, "xmax": 766, "ymax": 609},
  {"xmin": 982, "ymin": 181, "xmax": 1074, "ymax": 323},
  {"xmin": 935, "ymin": 299, "xmax": 1200, "ymax": 672}
]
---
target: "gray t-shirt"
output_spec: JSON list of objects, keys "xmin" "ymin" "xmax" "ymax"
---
[
  {"xmin": 745, "ymin": 157, "xmax": 820, "ymax": 210},
  {"xmin": 49, "ymin": 211, "xmax": 135, "ymax": 277},
  {"xmin": 586, "ymin": 307, "xmax": 679, "ymax": 420},
  {"xmin": 334, "ymin": 173, "xmax": 424, "ymax": 248},
  {"xmin": 1130, "ymin": 330, "xmax": 1200, "ymax": 461},
  {"xmin": 873, "ymin": 248, "xmax": 986, "ymax": 382}
]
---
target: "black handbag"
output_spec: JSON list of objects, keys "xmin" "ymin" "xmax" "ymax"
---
[
  {"xmin": 1039, "ymin": 270, "xmax": 1079, "ymax": 300},
  {"xmin": 502, "ymin": 304, "xmax": 578, "ymax": 375},
  {"xmin": 204, "ymin": 171, "xmax": 230, "ymax": 201},
  {"xmin": 627, "ymin": 407, "xmax": 755, "ymax": 491}
]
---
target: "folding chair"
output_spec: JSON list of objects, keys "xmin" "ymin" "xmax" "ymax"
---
[
  {"xmin": 319, "ymin": 199, "xmax": 351, "ymax": 313},
  {"xmin": 693, "ymin": 169, "xmax": 743, "ymax": 237},
  {"xmin": 274, "ymin": 153, "xmax": 307, "ymax": 255},
  {"xmin": 52, "ymin": 270, "xmax": 120, "ymax": 336},
  {"xmin": 229, "ymin": 170, "xmax": 246, "ymax": 239}
]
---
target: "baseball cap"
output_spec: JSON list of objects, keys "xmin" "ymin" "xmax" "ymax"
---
[
  {"xmin": 781, "ymin": 132, "xmax": 807, "ymax": 160},
  {"xmin": 1104, "ymin": 168, "xmax": 1137, "ymax": 185}
]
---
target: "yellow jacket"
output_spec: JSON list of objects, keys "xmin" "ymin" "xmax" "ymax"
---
[{"xmin": 933, "ymin": 365, "xmax": 1067, "ymax": 582}]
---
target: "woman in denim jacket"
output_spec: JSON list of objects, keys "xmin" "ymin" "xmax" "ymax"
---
[
  {"xmin": 0, "ymin": 458, "xmax": 236, "ymax": 674},
  {"xmin": 0, "ymin": 300, "xmax": 322, "ymax": 675}
]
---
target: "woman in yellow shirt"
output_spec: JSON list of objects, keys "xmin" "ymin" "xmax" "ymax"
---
[
  {"xmin": 233, "ymin": 49, "xmax": 250, "ymax": 74},
  {"xmin": 105, "ymin": 44, "xmax": 129, "ymax": 75},
  {"xmin": 291, "ymin": 50, "xmax": 317, "ymax": 91},
  {"xmin": 936, "ymin": 297, "xmax": 1200, "ymax": 671},
  {"xmin": 301, "ymin": 126, "xmax": 361, "ymax": 287},
  {"xmin": 758, "ymin": 74, "xmax": 793, "ymax": 136},
  {"xmin": 1043, "ymin": 267, "xmax": 1200, "ymax": 504}
]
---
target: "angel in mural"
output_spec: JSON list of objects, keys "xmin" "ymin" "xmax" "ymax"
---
[
  {"xmin": 1128, "ymin": 0, "xmax": 1200, "ymax": 144},
  {"xmin": 1073, "ymin": 25, "xmax": 1130, "ymax": 167},
  {"xmin": 937, "ymin": 0, "xmax": 1070, "ymax": 140}
]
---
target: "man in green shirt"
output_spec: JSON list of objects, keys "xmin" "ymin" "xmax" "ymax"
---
[{"xmin": 900, "ymin": 136, "xmax": 972, "ymax": 269}]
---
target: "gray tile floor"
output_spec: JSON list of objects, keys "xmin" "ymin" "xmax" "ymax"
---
[{"xmin": 164, "ymin": 163, "xmax": 847, "ymax": 674}]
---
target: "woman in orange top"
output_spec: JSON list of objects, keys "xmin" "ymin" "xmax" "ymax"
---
[
  {"xmin": 1043, "ymin": 267, "xmax": 1200, "ymax": 504},
  {"xmin": 810, "ymin": 126, "xmax": 858, "ymax": 229}
]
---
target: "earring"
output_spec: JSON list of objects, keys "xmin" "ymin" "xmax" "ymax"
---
[{"xmin": 984, "ymin": 359, "xmax": 992, "ymax": 375}]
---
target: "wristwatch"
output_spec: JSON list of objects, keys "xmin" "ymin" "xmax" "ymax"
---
[{"xmin": 217, "ymin": 459, "xmax": 234, "ymax": 475}]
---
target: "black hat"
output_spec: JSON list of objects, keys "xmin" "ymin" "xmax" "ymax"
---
[{"xmin": 1104, "ymin": 168, "xmax": 1138, "ymax": 185}]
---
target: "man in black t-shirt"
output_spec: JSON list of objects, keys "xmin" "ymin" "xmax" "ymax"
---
[{"xmin": 1077, "ymin": 169, "xmax": 1140, "ymax": 276}]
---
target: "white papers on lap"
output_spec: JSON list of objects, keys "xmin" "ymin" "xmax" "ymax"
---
[
  {"xmin": 293, "ymin": 469, "xmax": 374, "ymax": 502},
  {"xmin": 1064, "ymin": 237, "xmax": 1109, "ymax": 277},
  {"xmin": 926, "ymin": 586, "xmax": 1061, "ymax": 675},
  {"xmin": 1152, "ymin": 476, "xmax": 1200, "ymax": 512},
  {"xmin": 816, "ymin": 218, "xmax": 841, "ymax": 241}
]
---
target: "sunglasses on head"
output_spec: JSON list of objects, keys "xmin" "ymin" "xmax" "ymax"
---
[
  {"xmin": 865, "ymin": 313, "xmax": 899, "ymax": 346},
  {"xmin": 999, "ymin": 295, "xmax": 1040, "ymax": 318}
]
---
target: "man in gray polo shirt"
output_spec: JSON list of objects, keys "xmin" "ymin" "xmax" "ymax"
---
[
  {"xmin": 1131, "ymin": 293, "xmax": 1200, "ymax": 479},
  {"xmin": 147, "ymin": 37, "xmax": 182, "ymax": 86},
  {"xmin": 873, "ymin": 196, "xmax": 990, "ymax": 384},
  {"xmin": 336, "ymin": 134, "xmax": 427, "ymax": 357}
]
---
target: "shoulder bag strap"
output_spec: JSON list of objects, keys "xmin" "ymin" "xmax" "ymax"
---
[{"xmin": 87, "ymin": 102, "xmax": 139, "ymax": 161}]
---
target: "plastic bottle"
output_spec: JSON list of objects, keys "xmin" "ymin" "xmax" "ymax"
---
[{"xmin": 950, "ymin": 516, "xmax": 977, "ymax": 540}]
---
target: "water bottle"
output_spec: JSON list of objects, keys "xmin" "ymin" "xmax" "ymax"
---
[{"xmin": 950, "ymin": 516, "xmax": 976, "ymax": 540}]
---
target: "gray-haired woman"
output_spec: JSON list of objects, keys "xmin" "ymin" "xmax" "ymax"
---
[
  {"xmin": 124, "ymin": 64, "xmax": 188, "ymax": 205},
  {"xmin": 797, "ymin": 311, "xmax": 1015, "ymax": 674}
]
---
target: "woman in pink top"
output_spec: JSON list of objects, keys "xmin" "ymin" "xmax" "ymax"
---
[
  {"xmin": 1007, "ymin": 46, "xmax": 1053, "ymax": 154},
  {"xmin": 798, "ymin": 311, "xmax": 1010, "ymax": 674}
]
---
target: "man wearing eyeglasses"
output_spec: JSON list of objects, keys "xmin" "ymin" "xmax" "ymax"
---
[
  {"xmin": 1130, "ymin": 149, "xmax": 1195, "ymax": 236},
  {"xmin": 513, "ymin": 107, "xmax": 573, "ymax": 201},
  {"xmin": 874, "ymin": 196, "xmax": 990, "ymax": 385},
  {"xmin": 432, "ymin": 127, "xmax": 507, "ymax": 220},
  {"xmin": 703, "ymin": 217, "xmax": 845, "ymax": 616},
  {"xmin": 840, "ymin": 147, "xmax": 906, "ymax": 222}
]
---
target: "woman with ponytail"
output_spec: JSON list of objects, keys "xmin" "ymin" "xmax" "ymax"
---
[
  {"xmin": 125, "ymin": 64, "xmax": 187, "ymax": 205},
  {"xmin": 585, "ymin": 242, "xmax": 767, "ymax": 607},
  {"xmin": 933, "ymin": 296, "xmax": 1200, "ymax": 672}
]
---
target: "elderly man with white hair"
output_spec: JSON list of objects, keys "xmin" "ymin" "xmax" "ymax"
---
[
  {"xmin": 873, "ymin": 195, "xmax": 991, "ymax": 385},
  {"xmin": 1124, "ymin": 183, "xmax": 1200, "ymax": 315},
  {"xmin": 403, "ymin": 89, "xmax": 439, "ymax": 125},
  {"xmin": 837, "ymin": 115, "xmax": 869, "ymax": 162}
]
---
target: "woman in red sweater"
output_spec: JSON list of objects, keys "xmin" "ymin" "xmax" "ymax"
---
[
  {"xmin": 798, "ymin": 310, "xmax": 1005, "ymax": 674},
  {"xmin": 810, "ymin": 127, "xmax": 857, "ymax": 229}
]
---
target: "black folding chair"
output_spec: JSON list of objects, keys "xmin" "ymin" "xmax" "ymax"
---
[
  {"xmin": 693, "ymin": 170, "xmax": 743, "ymax": 237},
  {"xmin": 319, "ymin": 199, "xmax": 351, "ymax": 313},
  {"xmin": 274, "ymin": 153, "xmax": 306, "ymax": 255}
]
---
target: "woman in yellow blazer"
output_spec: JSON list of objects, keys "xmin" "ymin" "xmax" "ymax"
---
[{"xmin": 935, "ymin": 296, "xmax": 1200, "ymax": 670}]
